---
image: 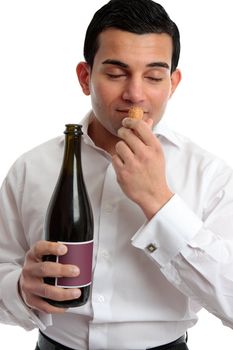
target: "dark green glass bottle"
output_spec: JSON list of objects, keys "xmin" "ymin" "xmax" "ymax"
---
[{"xmin": 43, "ymin": 124, "xmax": 94, "ymax": 308}]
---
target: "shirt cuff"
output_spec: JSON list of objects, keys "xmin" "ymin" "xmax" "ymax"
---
[
  {"xmin": 1, "ymin": 269, "xmax": 52, "ymax": 331},
  {"xmin": 131, "ymin": 194, "xmax": 203, "ymax": 266}
]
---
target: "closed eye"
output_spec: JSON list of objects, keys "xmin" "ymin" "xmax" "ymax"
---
[
  {"xmin": 146, "ymin": 77, "xmax": 163, "ymax": 82},
  {"xmin": 106, "ymin": 73, "xmax": 127, "ymax": 79}
]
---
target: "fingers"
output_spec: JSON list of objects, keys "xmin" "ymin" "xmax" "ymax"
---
[
  {"xmin": 114, "ymin": 140, "xmax": 135, "ymax": 166},
  {"xmin": 121, "ymin": 117, "xmax": 156, "ymax": 147},
  {"xmin": 19, "ymin": 240, "xmax": 81, "ymax": 313},
  {"xmin": 117, "ymin": 118, "xmax": 155, "ymax": 157},
  {"xmin": 27, "ymin": 280, "xmax": 81, "ymax": 301},
  {"xmin": 26, "ymin": 260, "xmax": 80, "ymax": 278},
  {"xmin": 114, "ymin": 120, "xmax": 149, "ymax": 167},
  {"xmin": 117, "ymin": 127, "xmax": 144, "ymax": 155},
  {"xmin": 19, "ymin": 265, "xmax": 81, "ymax": 313},
  {"xmin": 27, "ymin": 240, "xmax": 79, "ymax": 279},
  {"xmin": 116, "ymin": 118, "xmax": 163, "ymax": 163},
  {"xmin": 31, "ymin": 240, "xmax": 67, "ymax": 261},
  {"xmin": 22, "ymin": 287, "xmax": 81, "ymax": 314},
  {"xmin": 24, "ymin": 295, "xmax": 67, "ymax": 314}
]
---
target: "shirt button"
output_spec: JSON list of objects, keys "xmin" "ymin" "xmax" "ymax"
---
[
  {"xmin": 104, "ymin": 203, "xmax": 114, "ymax": 213},
  {"xmin": 101, "ymin": 250, "xmax": 109, "ymax": 259},
  {"xmin": 97, "ymin": 295, "xmax": 105, "ymax": 303}
]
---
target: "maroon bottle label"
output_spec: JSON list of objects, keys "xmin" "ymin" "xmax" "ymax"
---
[{"xmin": 56, "ymin": 240, "xmax": 93, "ymax": 288}]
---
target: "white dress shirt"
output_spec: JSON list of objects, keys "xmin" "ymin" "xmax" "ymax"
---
[{"xmin": 1, "ymin": 112, "xmax": 233, "ymax": 349}]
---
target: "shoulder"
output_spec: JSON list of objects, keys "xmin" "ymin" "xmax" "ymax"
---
[
  {"xmin": 171, "ymin": 129, "xmax": 232, "ymax": 179},
  {"xmin": 16, "ymin": 136, "xmax": 62, "ymax": 164},
  {"xmin": 6, "ymin": 136, "xmax": 64, "ymax": 183}
]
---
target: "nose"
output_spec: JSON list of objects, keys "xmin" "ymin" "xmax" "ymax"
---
[{"xmin": 122, "ymin": 76, "xmax": 145, "ymax": 104}]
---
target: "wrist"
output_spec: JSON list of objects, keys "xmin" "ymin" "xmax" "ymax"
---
[{"xmin": 141, "ymin": 191, "xmax": 174, "ymax": 220}]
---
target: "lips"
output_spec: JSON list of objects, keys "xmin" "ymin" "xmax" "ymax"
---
[
  {"xmin": 116, "ymin": 108, "xmax": 146, "ymax": 113},
  {"xmin": 116, "ymin": 109, "xmax": 130, "ymax": 113}
]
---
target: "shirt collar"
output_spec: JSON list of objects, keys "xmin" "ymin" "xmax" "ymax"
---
[{"xmin": 153, "ymin": 120, "xmax": 182, "ymax": 149}]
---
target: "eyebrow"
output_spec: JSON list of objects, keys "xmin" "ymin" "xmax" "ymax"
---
[
  {"xmin": 102, "ymin": 59, "xmax": 128, "ymax": 68},
  {"xmin": 102, "ymin": 59, "xmax": 170, "ymax": 70}
]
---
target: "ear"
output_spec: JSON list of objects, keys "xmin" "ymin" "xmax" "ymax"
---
[
  {"xmin": 76, "ymin": 62, "xmax": 91, "ymax": 96},
  {"xmin": 169, "ymin": 69, "xmax": 182, "ymax": 98}
]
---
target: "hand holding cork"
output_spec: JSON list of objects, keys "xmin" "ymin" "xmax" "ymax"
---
[{"xmin": 114, "ymin": 105, "xmax": 170, "ymax": 221}]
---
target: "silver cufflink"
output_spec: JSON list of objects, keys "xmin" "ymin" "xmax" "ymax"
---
[{"xmin": 146, "ymin": 243, "xmax": 157, "ymax": 253}]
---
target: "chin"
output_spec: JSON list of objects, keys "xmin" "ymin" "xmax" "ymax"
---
[
  {"xmin": 103, "ymin": 122, "xmax": 121, "ymax": 138},
  {"xmin": 108, "ymin": 127, "xmax": 119, "ymax": 138}
]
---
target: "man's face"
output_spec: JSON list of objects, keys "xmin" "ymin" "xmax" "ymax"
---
[{"xmin": 78, "ymin": 28, "xmax": 181, "ymax": 136}]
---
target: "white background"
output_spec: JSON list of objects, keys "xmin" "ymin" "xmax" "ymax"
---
[{"xmin": 0, "ymin": 0, "xmax": 233, "ymax": 349}]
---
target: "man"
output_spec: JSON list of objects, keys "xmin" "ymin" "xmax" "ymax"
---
[{"xmin": 0, "ymin": 0, "xmax": 233, "ymax": 349}]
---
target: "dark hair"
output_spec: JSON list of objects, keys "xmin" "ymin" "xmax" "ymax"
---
[{"xmin": 84, "ymin": 0, "xmax": 180, "ymax": 73}]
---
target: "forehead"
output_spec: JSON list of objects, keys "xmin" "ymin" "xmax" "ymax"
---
[{"xmin": 95, "ymin": 28, "xmax": 173, "ymax": 65}]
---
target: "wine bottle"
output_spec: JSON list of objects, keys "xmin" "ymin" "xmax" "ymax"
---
[{"xmin": 43, "ymin": 124, "xmax": 94, "ymax": 308}]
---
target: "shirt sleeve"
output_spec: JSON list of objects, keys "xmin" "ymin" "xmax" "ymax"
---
[
  {"xmin": 0, "ymin": 268, "xmax": 51, "ymax": 331},
  {"xmin": 0, "ymin": 167, "xmax": 52, "ymax": 331},
  {"xmin": 131, "ymin": 162, "xmax": 233, "ymax": 329},
  {"xmin": 132, "ymin": 194, "xmax": 203, "ymax": 266}
]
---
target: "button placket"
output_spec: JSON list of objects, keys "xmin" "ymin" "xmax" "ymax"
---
[{"xmin": 91, "ymin": 164, "xmax": 121, "ymax": 325}]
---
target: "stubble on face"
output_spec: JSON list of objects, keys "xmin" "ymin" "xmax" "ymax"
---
[{"xmin": 86, "ymin": 29, "xmax": 180, "ymax": 153}]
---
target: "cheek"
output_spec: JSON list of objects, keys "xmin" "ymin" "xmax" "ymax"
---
[
  {"xmin": 89, "ymin": 85, "xmax": 115, "ymax": 126},
  {"xmin": 152, "ymin": 86, "xmax": 171, "ymax": 108},
  {"xmin": 91, "ymin": 81, "xmax": 119, "ymax": 113},
  {"xmin": 149, "ymin": 85, "xmax": 172, "ymax": 122},
  {"xmin": 89, "ymin": 83, "xmax": 104, "ymax": 112},
  {"xmin": 90, "ymin": 81, "xmax": 108, "ymax": 105}
]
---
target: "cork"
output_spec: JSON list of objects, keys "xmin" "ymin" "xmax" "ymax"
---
[{"xmin": 128, "ymin": 106, "xmax": 144, "ymax": 120}]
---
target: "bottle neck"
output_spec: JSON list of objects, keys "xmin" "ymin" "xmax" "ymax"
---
[{"xmin": 63, "ymin": 124, "xmax": 83, "ymax": 171}]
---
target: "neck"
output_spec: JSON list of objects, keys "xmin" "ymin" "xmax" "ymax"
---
[{"xmin": 88, "ymin": 116, "xmax": 120, "ymax": 156}]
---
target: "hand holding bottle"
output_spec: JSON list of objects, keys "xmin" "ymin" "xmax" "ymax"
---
[
  {"xmin": 43, "ymin": 124, "xmax": 94, "ymax": 308},
  {"xmin": 18, "ymin": 240, "xmax": 81, "ymax": 313}
]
